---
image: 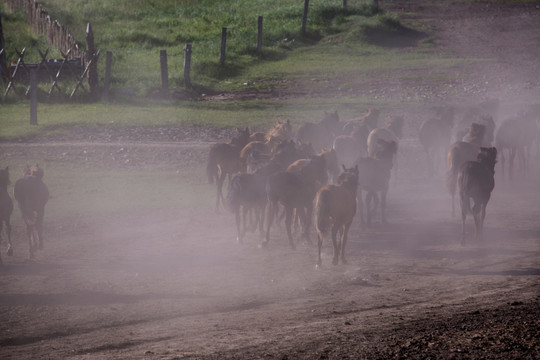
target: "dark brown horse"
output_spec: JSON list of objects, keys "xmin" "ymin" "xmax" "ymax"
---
[
  {"xmin": 226, "ymin": 171, "xmax": 267, "ymax": 243},
  {"xmin": 458, "ymin": 147, "xmax": 497, "ymax": 245},
  {"xmin": 263, "ymin": 153, "xmax": 327, "ymax": 249},
  {"xmin": 356, "ymin": 139, "xmax": 397, "ymax": 227},
  {"xmin": 206, "ymin": 127, "xmax": 251, "ymax": 211},
  {"xmin": 446, "ymin": 123, "xmax": 486, "ymax": 216},
  {"xmin": 296, "ymin": 111, "xmax": 341, "ymax": 152},
  {"xmin": 419, "ymin": 106, "xmax": 455, "ymax": 177},
  {"xmin": 0, "ymin": 167, "xmax": 14, "ymax": 265},
  {"xmin": 315, "ymin": 165, "xmax": 359, "ymax": 267},
  {"xmin": 14, "ymin": 164, "xmax": 49, "ymax": 259}
]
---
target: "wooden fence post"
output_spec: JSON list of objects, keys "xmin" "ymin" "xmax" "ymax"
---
[
  {"xmin": 103, "ymin": 50, "xmax": 112, "ymax": 101},
  {"xmin": 220, "ymin": 27, "xmax": 227, "ymax": 66},
  {"xmin": 160, "ymin": 49, "xmax": 169, "ymax": 92},
  {"xmin": 30, "ymin": 69, "xmax": 37, "ymax": 125},
  {"xmin": 184, "ymin": 44, "xmax": 192, "ymax": 88},
  {"xmin": 302, "ymin": 0, "xmax": 309, "ymax": 35},
  {"xmin": 86, "ymin": 22, "xmax": 98, "ymax": 99},
  {"xmin": 257, "ymin": 16, "xmax": 263, "ymax": 54},
  {"xmin": 0, "ymin": 14, "xmax": 7, "ymax": 84}
]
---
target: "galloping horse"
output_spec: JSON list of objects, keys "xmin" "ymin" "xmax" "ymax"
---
[
  {"xmin": 356, "ymin": 139, "xmax": 397, "ymax": 227},
  {"xmin": 446, "ymin": 123, "xmax": 486, "ymax": 216},
  {"xmin": 264, "ymin": 153, "xmax": 327, "ymax": 249},
  {"xmin": 458, "ymin": 147, "xmax": 497, "ymax": 245},
  {"xmin": 0, "ymin": 167, "xmax": 14, "ymax": 265},
  {"xmin": 14, "ymin": 164, "xmax": 49, "ymax": 259},
  {"xmin": 296, "ymin": 111, "xmax": 341, "ymax": 152},
  {"xmin": 419, "ymin": 106, "xmax": 455, "ymax": 177},
  {"xmin": 207, "ymin": 127, "xmax": 251, "ymax": 211},
  {"xmin": 315, "ymin": 165, "xmax": 359, "ymax": 267},
  {"xmin": 367, "ymin": 115, "xmax": 404, "ymax": 179}
]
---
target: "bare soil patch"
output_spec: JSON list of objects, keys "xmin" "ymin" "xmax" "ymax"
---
[{"xmin": 1, "ymin": 1, "xmax": 540, "ymax": 359}]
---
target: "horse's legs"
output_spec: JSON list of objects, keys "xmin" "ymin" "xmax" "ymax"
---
[
  {"xmin": 331, "ymin": 224, "xmax": 340, "ymax": 265},
  {"xmin": 263, "ymin": 200, "xmax": 276, "ymax": 247},
  {"xmin": 36, "ymin": 209, "xmax": 45, "ymax": 250},
  {"xmin": 357, "ymin": 191, "xmax": 365, "ymax": 229},
  {"xmin": 303, "ymin": 203, "xmax": 313, "ymax": 245},
  {"xmin": 460, "ymin": 196, "xmax": 469, "ymax": 246},
  {"xmin": 26, "ymin": 223, "xmax": 35, "ymax": 258},
  {"xmin": 381, "ymin": 187, "xmax": 388, "ymax": 225},
  {"xmin": 316, "ymin": 232, "xmax": 324, "ymax": 268},
  {"xmin": 340, "ymin": 222, "xmax": 352, "ymax": 265},
  {"xmin": 5, "ymin": 218, "xmax": 13, "ymax": 256},
  {"xmin": 216, "ymin": 172, "xmax": 227, "ymax": 211},
  {"xmin": 366, "ymin": 192, "xmax": 373, "ymax": 226},
  {"xmin": 284, "ymin": 205, "xmax": 296, "ymax": 250},
  {"xmin": 234, "ymin": 208, "xmax": 242, "ymax": 243}
]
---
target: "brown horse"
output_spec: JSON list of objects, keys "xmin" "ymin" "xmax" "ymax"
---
[
  {"xmin": 315, "ymin": 165, "xmax": 359, "ymax": 267},
  {"xmin": 419, "ymin": 106, "xmax": 455, "ymax": 177},
  {"xmin": 206, "ymin": 127, "xmax": 251, "ymax": 211},
  {"xmin": 296, "ymin": 111, "xmax": 341, "ymax": 152},
  {"xmin": 495, "ymin": 112, "xmax": 537, "ymax": 179},
  {"xmin": 0, "ymin": 167, "xmax": 14, "ymax": 265},
  {"xmin": 333, "ymin": 125, "xmax": 368, "ymax": 169},
  {"xmin": 367, "ymin": 116, "xmax": 404, "ymax": 179},
  {"xmin": 446, "ymin": 123, "xmax": 486, "ymax": 216},
  {"xmin": 356, "ymin": 139, "xmax": 397, "ymax": 227},
  {"xmin": 341, "ymin": 108, "xmax": 380, "ymax": 136},
  {"xmin": 264, "ymin": 153, "xmax": 327, "ymax": 249},
  {"xmin": 458, "ymin": 147, "xmax": 497, "ymax": 245},
  {"xmin": 14, "ymin": 164, "xmax": 49, "ymax": 259},
  {"xmin": 226, "ymin": 171, "xmax": 267, "ymax": 243}
]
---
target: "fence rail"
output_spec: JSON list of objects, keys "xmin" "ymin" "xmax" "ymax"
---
[{"xmin": 4, "ymin": 0, "xmax": 84, "ymax": 59}]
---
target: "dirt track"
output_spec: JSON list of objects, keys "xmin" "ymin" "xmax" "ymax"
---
[{"xmin": 1, "ymin": 1, "xmax": 540, "ymax": 359}]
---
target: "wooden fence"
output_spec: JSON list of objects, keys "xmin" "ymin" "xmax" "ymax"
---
[{"xmin": 4, "ymin": 0, "xmax": 83, "ymax": 59}]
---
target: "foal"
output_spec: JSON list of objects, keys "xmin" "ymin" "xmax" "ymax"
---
[
  {"xmin": 315, "ymin": 165, "xmax": 359, "ymax": 267},
  {"xmin": 14, "ymin": 164, "xmax": 49, "ymax": 259},
  {"xmin": 458, "ymin": 147, "xmax": 497, "ymax": 245},
  {"xmin": 0, "ymin": 167, "xmax": 14, "ymax": 265}
]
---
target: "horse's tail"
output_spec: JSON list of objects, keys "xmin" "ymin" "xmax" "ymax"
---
[
  {"xmin": 315, "ymin": 188, "xmax": 332, "ymax": 236},
  {"xmin": 206, "ymin": 147, "xmax": 218, "ymax": 184}
]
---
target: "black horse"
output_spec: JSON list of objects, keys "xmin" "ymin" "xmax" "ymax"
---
[{"xmin": 14, "ymin": 165, "xmax": 49, "ymax": 259}]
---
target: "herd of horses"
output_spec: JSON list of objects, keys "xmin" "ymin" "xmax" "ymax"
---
[
  {"xmin": 0, "ymin": 165, "xmax": 49, "ymax": 265},
  {"xmin": 0, "ymin": 102, "xmax": 537, "ymax": 267},
  {"xmin": 208, "ymin": 102, "xmax": 539, "ymax": 266}
]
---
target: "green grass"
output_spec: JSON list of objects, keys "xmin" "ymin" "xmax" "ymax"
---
[
  {"xmin": 1, "ymin": 0, "xmax": 408, "ymax": 95},
  {"xmin": 0, "ymin": 0, "xmax": 491, "ymax": 139}
]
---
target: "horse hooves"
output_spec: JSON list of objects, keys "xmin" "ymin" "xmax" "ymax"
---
[
  {"xmin": 258, "ymin": 241, "xmax": 268, "ymax": 249},
  {"xmin": 7, "ymin": 247, "xmax": 13, "ymax": 256}
]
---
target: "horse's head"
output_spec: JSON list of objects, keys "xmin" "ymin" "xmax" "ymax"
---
[
  {"xmin": 477, "ymin": 147, "xmax": 497, "ymax": 171},
  {"xmin": 337, "ymin": 164, "xmax": 359, "ymax": 188},
  {"xmin": 232, "ymin": 127, "xmax": 251, "ymax": 147},
  {"xmin": 386, "ymin": 116, "xmax": 404, "ymax": 139},
  {"xmin": 363, "ymin": 108, "xmax": 380, "ymax": 130},
  {"xmin": 24, "ymin": 164, "xmax": 44, "ymax": 180}
]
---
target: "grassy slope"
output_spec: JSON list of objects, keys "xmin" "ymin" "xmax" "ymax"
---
[{"xmin": 1, "ymin": 0, "xmax": 473, "ymax": 139}]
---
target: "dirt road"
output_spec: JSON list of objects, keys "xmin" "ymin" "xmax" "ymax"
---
[{"xmin": 1, "ymin": 1, "xmax": 539, "ymax": 359}]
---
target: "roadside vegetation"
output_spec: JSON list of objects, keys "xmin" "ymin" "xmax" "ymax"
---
[{"xmin": 2, "ymin": 0, "xmax": 465, "ymax": 139}]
